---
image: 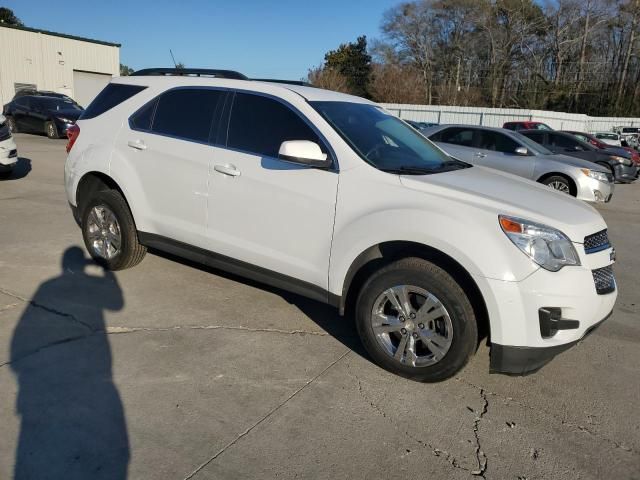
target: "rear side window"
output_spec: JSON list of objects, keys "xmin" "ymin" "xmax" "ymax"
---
[
  {"xmin": 551, "ymin": 134, "xmax": 579, "ymax": 149},
  {"xmin": 478, "ymin": 131, "xmax": 520, "ymax": 153},
  {"xmin": 152, "ymin": 89, "xmax": 224, "ymax": 143},
  {"xmin": 129, "ymin": 99, "xmax": 157, "ymax": 131},
  {"xmin": 81, "ymin": 84, "xmax": 147, "ymax": 120},
  {"xmin": 227, "ymin": 92, "xmax": 323, "ymax": 158},
  {"xmin": 438, "ymin": 127, "xmax": 475, "ymax": 147}
]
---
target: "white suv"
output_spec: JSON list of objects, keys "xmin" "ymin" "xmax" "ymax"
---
[
  {"xmin": 0, "ymin": 114, "xmax": 18, "ymax": 178},
  {"xmin": 64, "ymin": 69, "xmax": 617, "ymax": 381}
]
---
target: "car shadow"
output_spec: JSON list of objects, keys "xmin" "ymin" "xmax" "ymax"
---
[
  {"xmin": 148, "ymin": 248, "xmax": 368, "ymax": 360},
  {"xmin": 0, "ymin": 157, "xmax": 31, "ymax": 181},
  {"xmin": 9, "ymin": 247, "xmax": 129, "ymax": 479}
]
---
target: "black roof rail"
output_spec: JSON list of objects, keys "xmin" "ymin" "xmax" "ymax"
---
[
  {"xmin": 253, "ymin": 79, "xmax": 312, "ymax": 87},
  {"xmin": 131, "ymin": 68, "xmax": 248, "ymax": 80}
]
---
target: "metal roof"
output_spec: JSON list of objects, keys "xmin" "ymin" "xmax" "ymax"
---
[{"xmin": 0, "ymin": 23, "xmax": 120, "ymax": 47}]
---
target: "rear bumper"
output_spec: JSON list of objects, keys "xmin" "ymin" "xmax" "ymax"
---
[{"xmin": 490, "ymin": 310, "xmax": 612, "ymax": 375}]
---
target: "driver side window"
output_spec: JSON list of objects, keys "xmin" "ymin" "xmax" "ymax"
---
[{"xmin": 478, "ymin": 131, "xmax": 519, "ymax": 154}]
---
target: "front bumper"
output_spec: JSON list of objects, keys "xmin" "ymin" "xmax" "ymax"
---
[
  {"xmin": 473, "ymin": 244, "xmax": 617, "ymax": 374},
  {"xmin": 0, "ymin": 136, "xmax": 18, "ymax": 170},
  {"xmin": 575, "ymin": 174, "xmax": 614, "ymax": 203},
  {"xmin": 490, "ymin": 310, "xmax": 612, "ymax": 374},
  {"xmin": 613, "ymin": 163, "xmax": 639, "ymax": 183}
]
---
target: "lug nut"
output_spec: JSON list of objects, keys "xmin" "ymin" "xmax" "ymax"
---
[
  {"xmin": 412, "ymin": 333, "xmax": 418, "ymax": 339},
  {"xmin": 399, "ymin": 316, "xmax": 405, "ymax": 322},
  {"xmin": 418, "ymin": 323, "xmax": 425, "ymax": 329},
  {"xmin": 410, "ymin": 313, "xmax": 416, "ymax": 319},
  {"xmin": 401, "ymin": 328, "xmax": 407, "ymax": 335}
]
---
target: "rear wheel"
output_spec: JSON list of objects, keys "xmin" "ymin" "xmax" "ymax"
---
[
  {"xmin": 355, "ymin": 257, "xmax": 478, "ymax": 382},
  {"xmin": 5, "ymin": 116, "xmax": 17, "ymax": 133},
  {"xmin": 81, "ymin": 190, "xmax": 146, "ymax": 270},
  {"xmin": 45, "ymin": 121, "xmax": 59, "ymax": 139},
  {"xmin": 543, "ymin": 175, "xmax": 572, "ymax": 195}
]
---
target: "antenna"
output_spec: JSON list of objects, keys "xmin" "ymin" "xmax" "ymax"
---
[{"xmin": 169, "ymin": 49, "xmax": 177, "ymax": 68}]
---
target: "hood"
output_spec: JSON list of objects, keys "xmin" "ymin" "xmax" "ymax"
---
[
  {"xmin": 538, "ymin": 153, "xmax": 608, "ymax": 172},
  {"xmin": 50, "ymin": 108, "xmax": 82, "ymax": 120},
  {"xmin": 400, "ymin": 166, "xmax": 605, "ymax": 243}
]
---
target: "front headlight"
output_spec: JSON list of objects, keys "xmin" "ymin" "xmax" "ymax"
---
[
  {"xmin": 499, "ymin": 215, "xmax": 581, "ymax": 272},
  {"xmin": 581, "ymin": 168, "xmax": 610, "ymax": 183},
  {"xmin": 609, "ymin": 155, "xmax": 632, "ymax": 166}
]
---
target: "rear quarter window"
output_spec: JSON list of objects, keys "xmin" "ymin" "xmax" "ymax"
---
[{"xmin": 80, "ymin": 84, "xmax": 147, "ymax": 120}]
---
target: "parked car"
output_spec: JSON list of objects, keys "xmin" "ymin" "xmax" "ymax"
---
[
  {"xmin": 0, "ymin": 114, "xmax": 18, "ymax": 178},
  {"xmin": 520, "ymin": 130, "xmax": 638, "ymax": 183},
  {"xmin": 406, "ymin": 120, "xmax": 439, "ymax": 130},
  {"xmin": 13, "ymin": 88, "xmax": 77, "ymax": 104},
  {"xmin": 65, "ymin": 69, "xmax": 617, "ymax": 381},
  {"xmin": 613, "ymin": 127, "xmax": 639, "ymax": 150},
  {"xmin": 3, "ymin": 95, "xmax": 84, "ymax": 139},
  {"xmin": 563, "ymin": 131, "xmax": 640, "ymax": 167},
  {"xmin": 503, "ymin": 121, "xmax": 552, "ymax": 131},
  {"xmin": 594, "ymin": 132, "xmax": 622, "ymax": 147},
  {"xmin": 423, "ymin": 124, "xmax": 613, "ymax": 202}
]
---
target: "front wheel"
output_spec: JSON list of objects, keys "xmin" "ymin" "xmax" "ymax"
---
[
  {"xmin": 81, "ymin": 190, "xmax": 147, "ymax": 270},
  {"xmin": 355, "ymin": 257, "xmax": 478, "ymax": 382},
  {"xmin": 543, "ymin": 175, "xmax": 572, "ymax": 195}
]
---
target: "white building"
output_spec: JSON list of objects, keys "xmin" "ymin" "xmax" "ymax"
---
[{"xmin": 0, "ymin": 24, "xmax": 120, "ymax": 107}]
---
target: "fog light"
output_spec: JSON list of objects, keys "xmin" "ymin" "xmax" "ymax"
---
[{"xmin": 594, "ymin": 190, "xmax": 604, "ymax": 201}]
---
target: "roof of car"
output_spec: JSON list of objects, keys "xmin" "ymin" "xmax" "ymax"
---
[{"xmin": 112, "ymin": 75, "xmax": 373, "ymax": 104}]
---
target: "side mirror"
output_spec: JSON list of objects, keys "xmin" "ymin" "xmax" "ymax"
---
[
  {"xmin": 515, "ymin": 147, "xmax": 529, "ymax": 156},
  {"xmin": 278, "ymin": 140, "xmax": 330, "ymax": 168}
]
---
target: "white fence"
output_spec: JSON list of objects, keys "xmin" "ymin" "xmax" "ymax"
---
[{"xmin": 380, "ymin": 103, "xmax": 640, "ymax": 133}]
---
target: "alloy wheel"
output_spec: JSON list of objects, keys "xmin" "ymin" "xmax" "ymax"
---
[
  {"xmin": 86, "ymin": 205, "xmax": 122, "ymax": 260},
  {"xmin": 548, "ymin": 181, "xmax": 570, "ymax": 194},
  {"xmin": 370, "ymin": 285, "xmax": 454, "ymax": 367}
]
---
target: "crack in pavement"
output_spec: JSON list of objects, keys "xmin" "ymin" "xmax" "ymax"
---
[
  {"xmin": 0, "ymin": 333, "xmax": 96, "ymax": 368},
  {"xmin": 458, "ymin": 378, "xmax": 637, "ymax": 456},
  {"xmin": 0, "ymin": 287, "xmax": 94, "ymax": 332},
  {"xmin": 105, "ymin": 325, "xmax": 329, "ymax": 336},
  {"xmin": 470, "ymin": 389, "xmax": 489, "ymax": 478},
  {"xmin": 183, "ymin": 349, "xmax": 351, "ymax": 480},
  {"xmin": 347, "ymin": 362, "xmax": 477, "ymax": 475}
]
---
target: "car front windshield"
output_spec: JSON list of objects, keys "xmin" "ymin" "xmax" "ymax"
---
[
  {"xmin": 41, "ymin": 98, "xmax": 82, "ymax": 111},
  {"xmin": 310, "ymin": 101, "xmax": 469, "ymax": 174},
  {"xmin": 510, "ymin": 131, "xmax": 554, "ymax": 155}
]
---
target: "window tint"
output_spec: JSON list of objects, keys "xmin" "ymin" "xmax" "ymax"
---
[
  {"xmin": 15, "ymin": 97, "xmax": 30, "ymax": 108},
  {"xmin": 438, "ymin": 127, "xmax": 475, "ymax": 147},
  {"xmin": 524, "ymin": 132, "xmax": 545, "ymax": 144},
  {"xmin": 552, "ymin": 133, "xmax": 579, "ymax": 149},
  {"xmin": 130, "ymin": 99, "xmax": 157, "ymax": 131},
  {"xmin": 152, "ymin": 89, "xmax": 224, "ymax": 142},
  {"xmin": 81, "ymin": 84, "xmax": 147, "ymax": 120},
  {"xmin": 227, "ymin": 92, "xmax": 323, "ymax": 158},
  {"xmin": 478, "ymin": 131, "xmax": 520, "ymax": 153}
]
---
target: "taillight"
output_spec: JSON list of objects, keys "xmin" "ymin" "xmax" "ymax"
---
[{"xmin": 66, "ymin": 124, "xmax": 80, "ymax": 153}]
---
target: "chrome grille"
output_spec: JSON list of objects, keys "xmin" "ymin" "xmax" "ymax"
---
[
  {"xmin": 592, "ymin": 265, "xmax": 615, "ymax": 295},
  {"xmin": 584, "ymin": 229, "xmax": 610, "ymax": 254}
]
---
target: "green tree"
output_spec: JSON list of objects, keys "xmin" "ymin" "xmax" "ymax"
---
[
  {"xmin": 324, "ymin": 36, "xmax": 372, "ymax": 97},
  {"xmin": 0, "ymin": 7, "xmax": 24, "ymax": 26},
  {"xmin": 120, "ymin": 63, "xmax": 135, "ymax": 76}
]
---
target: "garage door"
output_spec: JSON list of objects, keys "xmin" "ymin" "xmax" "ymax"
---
[{"xmin": 73, "ymin": 71, "xmax": 112, "ymax": 107}]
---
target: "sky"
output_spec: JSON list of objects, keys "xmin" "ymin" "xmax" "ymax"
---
[{"xmin": 4, "ymin": 0, "xmax": 398, "ymax": 79}]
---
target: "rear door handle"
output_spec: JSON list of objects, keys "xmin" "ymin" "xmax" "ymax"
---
[
  {"xmin": 128, "ymin": 139, "xmax": 147, "ymax": 150},
  {"xmin": 214, "ymin": 164, "xmax": 241, "ymax": 177}
]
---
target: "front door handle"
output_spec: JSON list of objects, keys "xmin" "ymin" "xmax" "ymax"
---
[
  {"xmin": 474, "ymin": 152, "xmax": 487, "ymax": 158},
  {"xmin": 128, "ymin": 139, "xmax": 147, "ymax": 150},
  {"xmin": 214, "ymin": 164, "xmax": 241, "ymax": 177}
]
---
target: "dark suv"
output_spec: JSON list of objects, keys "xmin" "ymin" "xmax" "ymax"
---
[
  {"xmin": 3, "ymin": 95, "xmax": 83, "ymax": 139},
  {"xmin": 520, "ymin": 129, "xmax": 638, "ymax": 183}
]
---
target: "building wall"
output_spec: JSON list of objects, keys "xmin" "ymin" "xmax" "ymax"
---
[
  {"xmin": 0, "ymin": 26, "xmax": 119, "ymax": 106},
  {"xmin": 380, "ymin": 103, "xmax": 640, "ymax": 133}
]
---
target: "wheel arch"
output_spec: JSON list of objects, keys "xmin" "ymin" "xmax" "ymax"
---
[
  {"xmin": 76, "ymin": 171, "xmax": 130, "ymax": 218},
  {"xmin": 537, "ymin": 172, "xmax": 577, "ymax": 196},
  {"xmin": 339, "ymin": 241, "xmax": 490, "ymax": 342}
]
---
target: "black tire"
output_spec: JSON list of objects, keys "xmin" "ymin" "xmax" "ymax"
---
[
  {"xmin": 45, "ymin": 121, "xmax": 59, "ymax": 139},
  {"xmin": 542, "ymin": 175, "xmax": 573, "ymax": 196},
  {"xmin": 5, "ymin": 116, "xmax": 17, "ymax": 134},
  {"xmin": 81, "ymin": 190, "xmax": 146, "ymax": 270},
  {"xmin": 355, "ymin": 257, "xmax": 478, "ymax": 382},
  {"xmin": 0, "ymin": 169, "xmax": 12, "ymax": 179}
]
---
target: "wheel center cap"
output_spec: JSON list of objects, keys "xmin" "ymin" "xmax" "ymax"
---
[
  {"xmin": 405, "ymin": 320, "xmax": 415, "ymax": 331},
  {"xmin": 101, "ymin": 229, "xmax": 107, "ymax": 236}
]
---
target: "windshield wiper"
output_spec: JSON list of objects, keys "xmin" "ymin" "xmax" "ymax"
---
[{"xmin": 380, "ymin": 167, "xmax": 437, "ymax": 175}]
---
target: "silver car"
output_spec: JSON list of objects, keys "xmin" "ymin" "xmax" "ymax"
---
[{"xmin": 422, "ymin": 125, "xmax": 614, "ymax": 203}]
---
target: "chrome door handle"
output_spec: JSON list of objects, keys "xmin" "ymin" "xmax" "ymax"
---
[
  {"xmin": 127, "ymin": 139, "xmax": 147, "ymax": 150},
  {"xmin": 214, "ymin": 164, "xmax": 241, "ymax": 177},
  {"xmin": 474, "ymin": 152, "xmax": 486, "ymax": 158}
]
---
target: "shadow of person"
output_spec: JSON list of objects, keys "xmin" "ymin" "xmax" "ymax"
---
[{"xmin": 10, "ymin": 246, "xmax": 129, "ymax": 479}]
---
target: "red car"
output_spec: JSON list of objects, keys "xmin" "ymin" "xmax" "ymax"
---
[
  {"xmin": 563, "ymin": 130, "xmax": 640, "ymax": 166},
  {"xmin": 503, "ymin": 121, "xmax": 553, "ymax": 131}
]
